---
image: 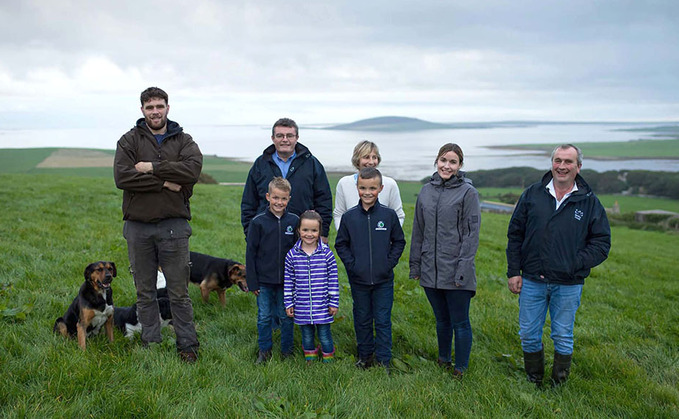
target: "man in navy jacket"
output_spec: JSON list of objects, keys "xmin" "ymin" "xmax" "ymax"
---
[
  {"xmin": 240, "ymin": 118, "xmax": 332, "ymax": 241},
  {"xmin": 506, "ymin": 144, "xmax": 611, "ymax": 387}
]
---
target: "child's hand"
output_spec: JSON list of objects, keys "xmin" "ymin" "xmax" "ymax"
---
[
  {"xmin": 251, "ymin": 290, "xmax": 260, "ymax": 296},
  {"xmin": 286, "ymin": 307, "xmax": 294, "ymax": 317},
  {"xmin": 328, "ymin": 307, "xmax": 338, "ymax": 316}
]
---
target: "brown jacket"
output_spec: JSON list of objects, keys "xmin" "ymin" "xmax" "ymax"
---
[{"xmin": 114, "ymin": 118, "xmax": 202, "ymax": 223}]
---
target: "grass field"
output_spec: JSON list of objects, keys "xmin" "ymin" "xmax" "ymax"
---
[{"xmin": 0, "ymin": 172, "xmax": 677, "ymax": 417}]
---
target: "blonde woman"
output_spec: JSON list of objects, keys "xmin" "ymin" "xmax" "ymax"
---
[{"xmin": 333, "ymin": 141, "xmax": 405, "ymax": 230}]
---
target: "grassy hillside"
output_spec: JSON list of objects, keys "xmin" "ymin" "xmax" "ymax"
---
[{"xmin": 0, "ymin": 173, "xmax": 677, "ymax": 417}]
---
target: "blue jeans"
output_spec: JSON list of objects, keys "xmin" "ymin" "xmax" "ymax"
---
[
  {"xmin": 257, "ymin": 284, "xmax": 293, "ymax": 354},
  {"xmin": 300, "ymin": 324, "xmax": 334, "ymax": 353},
  {"xmin": 518, "ymin": 278, "xmax": 583, "ymax": 355},
  {"xmin": 350, "ymin": 281, "xmax": 394, "ymax": 363},
  {"xmin": 424, "ymin": 287, "xmax": 473, "ymax": 371}
]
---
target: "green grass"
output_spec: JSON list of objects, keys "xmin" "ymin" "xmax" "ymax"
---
[
  {"xmin": 501, "ymin": 138, "xmax": 679, "ymax": 159},
  {"xmin": 0, "ymin": 173, "xmax": 678, "ymax": 417}
]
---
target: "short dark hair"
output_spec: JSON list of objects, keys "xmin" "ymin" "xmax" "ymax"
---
[
  {"xmin": 140, "ymin": 87, "xmax": 168, "ymax": 106},
  {"xmin": 435, "ymin": 143, "xmax": 464, "ymax": 167},
  {"xmin": 298, "ymin": 210, "xmax": 322, "ymax": 232},
  {"xmin": 272, "ymin": 118, "xmax": 299, "ymax": 136},
  {"xmin": 358, "ymin": 167, "xmax": 382, "ymax": 185}
]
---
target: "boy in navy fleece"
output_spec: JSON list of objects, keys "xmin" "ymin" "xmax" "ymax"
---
[
  {"xmin": 246, "ymin": 177, "xmax": 299, "ymax": 364},
  {"xmin": 335, "ymin": 167, "xmax": 406, "ymax": 370}
]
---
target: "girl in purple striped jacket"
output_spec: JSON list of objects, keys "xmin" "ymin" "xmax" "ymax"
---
[{"xmin": 284, "ymin": 210, "xmax": 340, "ymax": 364}]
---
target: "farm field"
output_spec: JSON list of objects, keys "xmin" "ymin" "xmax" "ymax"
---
[{"xmin": 0, "ymin": 172, "xmax": 677, "ymax": 417}]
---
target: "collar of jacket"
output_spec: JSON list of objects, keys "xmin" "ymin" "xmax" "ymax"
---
[
  {"xmin": 540, "ymin": 171, "xmax": 593, "ymax": 200},
  {"xmin": 429, "ymin": 171, "xmax": 470, "ymax": 188},
  {"xmin": 357, "ymin": 199, "xmax": 381, "ymax": 215},
  {"xmin": 135, "ymin": 118, "xmax": 184, "ymax": 138},
  {"xmin": 292, "ymin": 238, "xmax": 324, "ymax": 255},
  {"xmin": 262, "ymin": 142, "xmax": 311, "ymax": 162}
]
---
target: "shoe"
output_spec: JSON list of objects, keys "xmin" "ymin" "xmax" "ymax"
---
[
  {"xmin": 355, "ymin": 353, "xmax": 375, "ymax": 369},
  {"xmin": 551, "ymin": 352, "xmax": 572, "ymax": 387},
  {"xmin": 179, "ymin": 349, "xmax": 198, "ymax": 364},
  {"xmin": 437, "ymin": 359, "xmax": 453, "ymax": 370},
  {"xmin": 377, "ymin": 360, "xmax": 391, "ymax": 375},
  {"xmin": 256, "ymin": 350, "xmax": 272, "ymax": 365},
  {"xmin": 451, "ymin": 369, "xmax": 464, "ymax": 380},
  {"xmin": 524, "ymin": 348, "xmax": 545, "ymax": 386},
  {"xmin": 281, "ymin": 351, "xmax": 295, "ymax": 360}
]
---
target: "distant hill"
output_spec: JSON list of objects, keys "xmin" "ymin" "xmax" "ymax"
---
[{"xmin": 324, "ymin": 116, "xmax": 499, "ymax": 132}]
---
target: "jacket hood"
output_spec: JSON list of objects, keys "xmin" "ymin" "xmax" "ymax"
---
[
  {"xmin": 428, "ymin": 170, "xmax": 472, "ymax": 188},
  {"xmin": 135, "ymin": 118, "xmax": 184, "ymax": 138}
]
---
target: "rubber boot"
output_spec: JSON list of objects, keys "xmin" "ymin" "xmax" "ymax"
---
[
  {"xmin": 321, "ymin": 347, "xmax": 335, "ymax": 363},
  {"xmin": 304, "ymin": 346, "xmax": 319, "ymax": 365},
  {"xmin": 523, "ymin": 348, "xmax": 545, "ymax": 386},
  {"xmin": 551, "ymin": 352, "xmax": 572, "ymax": 386}
]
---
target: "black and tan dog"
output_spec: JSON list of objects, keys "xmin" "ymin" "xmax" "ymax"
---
[
  {"xmin": 53, "ymin": 261, "xmax": 116, "ymax": 350},
  {"xmin": 114, "ymin": 269, "xmax": 173, "ymax": 338},
  {"xmin": 113, "ymin": 294, "xmax": 173, "ymax": 338},
  {"xmin": 189, "ymin": 251, "xmax": 248, "ymax": 306}
]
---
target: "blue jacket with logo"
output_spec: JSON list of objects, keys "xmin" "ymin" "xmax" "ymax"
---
[
  {"xmin": 240, "ymin": 142, "xmax": 333, "ymax": 237},
  {"xmin": 506, "ymin": 171, "xmax": 611, "ymax": 285},
  {"xmin": 246, "ymin": 208, "xmax": 299, "ymax": 290},
  {"xmin": 335, "ymin": 200, "xmax": 406, "ymax": 286}
]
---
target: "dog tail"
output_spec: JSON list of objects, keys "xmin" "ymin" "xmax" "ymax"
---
[{"xmin": 53, "ymin": 318, "xmax": 68, "ymax": 336}]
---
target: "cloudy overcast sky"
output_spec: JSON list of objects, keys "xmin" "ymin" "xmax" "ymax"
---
[{"xmin": 1, "ymin": 0, "xmax": 678, "ymax": 129}]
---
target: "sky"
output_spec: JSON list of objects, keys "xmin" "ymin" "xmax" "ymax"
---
[{"xmin": 1, "ymin": 0, "xmax": 678, "ymax": 129}]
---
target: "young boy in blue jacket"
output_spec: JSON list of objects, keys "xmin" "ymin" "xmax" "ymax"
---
[
  {"xmin": 335, "ymin": 167, "xmax": 406, "ymax": 370},
  {"xmin": 246, "ymin": 177, "xmax": 299, "ymax": 364}
]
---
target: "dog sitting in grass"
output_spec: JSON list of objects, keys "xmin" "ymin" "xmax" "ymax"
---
[{"xmin": 53, "ymin": 261, "xmax": 116, "ymax": 350}]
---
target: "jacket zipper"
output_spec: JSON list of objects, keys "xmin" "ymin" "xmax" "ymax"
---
[
  {"xmin": 367, "ymin": 213, "xmax": 374, "ymax": 285},
  {"xmin": 434, "ymin": 187, "xmax": 443, "ymax": 288},
  {"xmin": 277, "ymin": 217, "xmax": 282, "ymax": 284},
  {"xmin": 307, "ymin": 253, "xmax": 314, "ymax": 323}
]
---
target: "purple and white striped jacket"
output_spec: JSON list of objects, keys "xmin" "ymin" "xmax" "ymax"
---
[{"xmin": 284, "ymin": 240, "xmax": 339, "ymax": 325}]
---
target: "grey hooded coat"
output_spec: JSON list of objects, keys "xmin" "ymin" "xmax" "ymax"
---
[{"xmin": 409, "ymin": 171, "xmax": 481, "ymax": 293}]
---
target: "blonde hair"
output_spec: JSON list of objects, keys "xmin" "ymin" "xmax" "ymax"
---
[
  {"xmin": 351, "ymin": 141, "xmax": 382, "ymax": 170},
  {"xmin": 268, "ymin": 177, "xmax": 291, "ymax": 194}
]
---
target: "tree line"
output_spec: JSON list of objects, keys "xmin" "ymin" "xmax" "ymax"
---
[{"xmin": 464, "ymin": 167, "xmax": 679, "ymax": 200}]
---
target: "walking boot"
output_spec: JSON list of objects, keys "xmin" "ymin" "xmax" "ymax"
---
[
  {"xmin": 523, "ymin": 348, "xmax": 545, "ymax": 386},
  {"xmin": 551, "ymin": 352, "xmax": 572, "ymax": 386},
  {"xmin": 255, "ymin": 349, "xmax": 272, "ymax": 365}
]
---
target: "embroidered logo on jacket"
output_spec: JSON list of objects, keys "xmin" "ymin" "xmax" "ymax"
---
[
  {"xmin": 574, "ymin": 209, "xmax": 584, "ymax": 221},
  {"xmin": 375, "ymin": 221, "xmax": 387, "ymax": 231},
  {"xmin": 285, "ymin": 225, "xmax": 295, "ymax": 235}
]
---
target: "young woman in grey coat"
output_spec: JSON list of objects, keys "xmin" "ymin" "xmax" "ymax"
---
[{"xmin": 409, "ymin": 143, "xmax": 481, "ymax": 377}]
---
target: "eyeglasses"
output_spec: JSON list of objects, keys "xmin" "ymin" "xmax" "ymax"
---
[{"xmin": 274, "ymin": 133, "xmax": 297, "ymax": 139}]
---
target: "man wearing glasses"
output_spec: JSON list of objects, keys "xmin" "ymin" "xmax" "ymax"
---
[{"xmin": 241, "ymin": 118, "xmax": 333, "ymax": 242}]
